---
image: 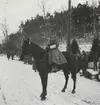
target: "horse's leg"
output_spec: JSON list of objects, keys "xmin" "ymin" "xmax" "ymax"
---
[
  {"xmin": 82, "ymin": 67, "xmax": 86, "ymax": 76},
  {"xmin": 96, "ymin": 61, "xmax": 98, "ymax": 71},
  {"xmin": 8, "ymin": 56, "xmax": 10, "ymax": 60},
  {"xmin": 39, "ymin": 73, "xmax": 48, "ymax": 100},
  {"xmin": 12, "ymin": 55, "xmax": 13, "ymax": 60},
  {"xmin": 94, "ymin": 60, "xmax": 97, "ymax": 71},
  {"xmin": 71, "ymin": 71, "xmax": 76, "ymax": 94},
  {"xmin": 62, "ymin": 68, "xmax": 69, "ymax": 92}
]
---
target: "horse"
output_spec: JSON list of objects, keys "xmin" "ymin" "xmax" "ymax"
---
[{"xmin": 30, "ymin": 42, "xmax": 78, "ymax": 100}]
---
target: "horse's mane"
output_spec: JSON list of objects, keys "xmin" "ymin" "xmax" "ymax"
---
[
  {"xmin": 31, "ymin": 42, "xmax": 45, "ymax": 51},
  {"xmin": 30, "ymin": 42, "xmax": 45, "ymax": 60}
]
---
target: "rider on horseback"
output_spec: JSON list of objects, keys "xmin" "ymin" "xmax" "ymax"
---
[
  {"xmin": 71, "ymin": 38, "xmax": 80, "ymax": 55},
  {"xmin": 47, "ymin": 34, "xmax": 67, "ymax": 72}
]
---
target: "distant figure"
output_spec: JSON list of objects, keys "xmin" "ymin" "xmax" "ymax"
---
[
  {"xmin": 47, "ymin": 34, "xmax": 67, "ymax": 72},
  {"xmin": 91, "ymin": 37, "xmax": 100, "ymax": 71},
  {"xmin": 71, "ymin": 39, "xmax": 80, "ymax": 55},
  {"xmin": 11, "ymin": 51, "xmax": 15, "ymax": 60},
  {"xmin": 91, "ymin": 37, "xmax": 99, "ymax": 56},
  {"xmin": 98, "ymin": 57, "xmax": 100, "ymax": 72},
  {"xmin": 7, "ymin": 51, "xmax": 10, "ymax": 60},
  {"xmin": 80, "ymin": 50, "xmax": 88, "ymax": 75}
]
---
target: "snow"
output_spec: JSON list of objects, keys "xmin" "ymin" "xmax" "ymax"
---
[
  {"xmin": 0, "ymin": 54, "xmax": 100, "ymax": 105},
  {"xmin": 87, "ymin": 69, "xmax": 99, "ymax": 75},
  {"xmin": 79, "ymin": 44, "xmax": 92, "ymax": 52},
  {"xmin": 59, "ymin": 43, "xmax": 92, "ymax": 52},
  {"xmin": 0, "ymin": 44, "xmax": 100, "ymax": 105}
]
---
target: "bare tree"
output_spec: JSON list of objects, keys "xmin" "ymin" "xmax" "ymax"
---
[
  {"xmin": 38, "ymin": 0, "xmax": 51, "ymax": 46},
  {"xmin": 0, "ymin": 17, "xmax": 10, "ymax": 54},
  {"xmin": 0, "ymin": 18, "xmax": 8, "ymax": 43},
  {"xmin": 59, "ymin": 5, "xmax": 68, "ymax": 41},
  {"xmin": 38, "ymin": 0, "xmax": 51, "ymax": 19},
  {"xmin": 67, "ymin": 0, "xmax": 72, "ymax": 52}
]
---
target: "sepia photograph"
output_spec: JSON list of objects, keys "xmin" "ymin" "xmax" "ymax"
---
[{"xmin": 0, "ymin": 0, "xmax": 100, "ymax": 105}]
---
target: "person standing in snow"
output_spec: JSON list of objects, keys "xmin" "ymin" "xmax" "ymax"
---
[
  {"xmin": 91, "ymin": 37, "xmax": 100, "ymax": 71},
  {"xmin": 80, "ymin": 50, "xmax": 88, "ymax": 75}
]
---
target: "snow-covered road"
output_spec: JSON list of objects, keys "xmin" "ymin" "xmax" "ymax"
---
[{"xmin": 0, "ymin": 55, "xmax": 100, "ymax": 105}]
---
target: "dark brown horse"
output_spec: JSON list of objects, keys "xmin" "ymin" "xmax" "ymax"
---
[{"xmin": 30, "ymin": 42, "xmax": 78, "ymax": 100}]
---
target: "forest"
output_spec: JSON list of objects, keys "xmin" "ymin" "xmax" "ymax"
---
[{"xmin": 1, "ymin": 2, "xmax": 100, "ymax": 53}]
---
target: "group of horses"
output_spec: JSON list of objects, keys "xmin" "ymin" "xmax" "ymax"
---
[{"xmin": 28, "ymin": 42, "xmax": 94, "ymax": 100}]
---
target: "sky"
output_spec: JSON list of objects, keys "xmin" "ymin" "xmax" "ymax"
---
[{"xmin": 0, "ymin": 0, "xmax": 97, "ymax": 37}]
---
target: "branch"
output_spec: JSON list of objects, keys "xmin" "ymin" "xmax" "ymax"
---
[
  {"xmin": 0, "ymin": 23, "xmax": 8, "ymax": 37},
  {"xmin": 38, "ymin": 0, "xmax": 50, "ymax": 18}
]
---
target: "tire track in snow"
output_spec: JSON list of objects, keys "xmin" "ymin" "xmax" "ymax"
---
[
  {"xmin": 19, "ymin": 79, "xmax": 73, "ymax": 105},
  {"xmin": 48, "ymin": 76, "xmax": 100, "ymax": 105},
  {"xmin": 48, "ymin": 84, "xmax": 88, "ymax": 105},
  {"xmin": 20, "ymin": 72, "xmax": 99, "ymax": 105},
  {"xmin": 18, "ymin": 78, "xmax": 75, "ymax": 105},
  {"xmin": 18, "ymin": 78, "xmax": 49, "ymax": 105},
  {"xmin": 0, "ymin": 85, "xmax": 7, "ymax": 105},
  {"xmin": 19, "ymin": 77, "xmax": 86, "ymax": 105},
  {"xmin": 76, "ymin": 76, "xmax": 100, "ymax": 105}
]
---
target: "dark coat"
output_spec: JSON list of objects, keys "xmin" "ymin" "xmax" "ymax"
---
[
  {"xmin": 91, "ymin": 37, "xmax": 100, "ymax": 58},
  {"xmin": 71, "ymin": 39, "xmax": 80, "ymax": 54},
  {"xmin": 48, "ymin": 35, "xmax": 67, "ymax": 64}
]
